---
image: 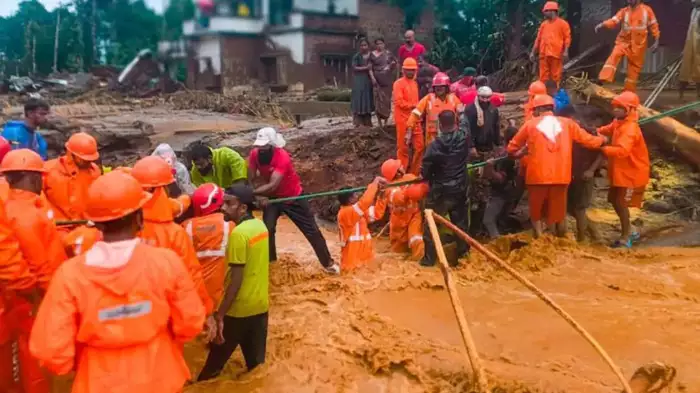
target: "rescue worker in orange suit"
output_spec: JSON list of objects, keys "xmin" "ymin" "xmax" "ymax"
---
[
  {"xmin": 531, "ymin": 1, "xmax": 571, "ymax": 85},
  {"xmin": 0, "ymin": 157, "xmax": 48, "ymax": 393},
  {"xmin": 507, "ymin": 95, "xmax": 608, "ymax": 238},
  {"xmin": 2, "ymin": 149, "xmax": 67, "ymax": 290},
  {"xmin": 407, "ymin": 72, "xmax": 464, "ymax": 147},
  {"xmin": 0, "ymin": 136, "xmax": 12, "ymax": 201},
  {"xmin": 381, "ymin": 159, "xmax": 428, "ymax": 260},
  {"xmin": 337, "ymin": 176, "xmax": 387, "ymax": 272},
  {"xmin": 393, "ymin": 58, "xmax": 423, "ymax": 175},
  {"xmin": 44, "ymin": 132, "xmax": 101, "ymax": 222},
  {"xmin": 131, "ymin": 156, "xmax": 214, "ymax": 316},
  {"xmin": 598, "ymin": 91, "xmax": 650, "ymax": 248},
  {"xmin": 29, "ymin": 171, "xmax": 207, "ymax": 393},
  {"xmin": 181, "ymin": 183, "xmax": 234, "ymax": 306},
  {"xmin": 596, "ymin": 0, "xmax": 660, "ymax": 92}
]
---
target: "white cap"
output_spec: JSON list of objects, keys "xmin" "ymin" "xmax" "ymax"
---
[
  {"xmin": 253, "ymin": 127, "xmax": 286, "ymax": 148},
  {"xmin": 477, "ymin": 86, "xmax": 493, "ymax": 97}
]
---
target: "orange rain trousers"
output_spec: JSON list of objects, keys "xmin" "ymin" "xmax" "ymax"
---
[
  {"xmin": 406, "ymin": 93, "xmax": 463, "ymax": 147},
  {"xmin": 29, "ymin": 242, "xmax": 205, "ymax": 393},
  {"xmin": 337, "ymin": 182, "xmax": 386, "ymax": 271},
  {"xmin": 539, "ymin": 57, "xmax": 563, "ymax": 85},
  {"xmin": 386, "ymin": 174, "xmax": 424, "ymax": 260},
  {"xmin": 393, "ymin": 76, "xmax": 424, "ymax": 175},
  {"xmin": 140, "ymin": 187, "xmax": 213, "ymax": 314},
  {"xmin": 182, "ymin": 213, "xmax": 234, "ymax": 306},
  {"xmin": 598, "ymin": 5, "xmax": 660, "ymax": 91}
]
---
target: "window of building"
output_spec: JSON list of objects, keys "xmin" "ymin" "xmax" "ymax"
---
[{"xmin": 321, "ymin": 54, "xmax": 350, "ymax": 86}]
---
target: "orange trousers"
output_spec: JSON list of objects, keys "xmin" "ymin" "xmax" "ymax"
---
[
  {"xmin": 599, "ymin": 44, "xmax": 645, "ymax": 91},
  {"xmin": 539, "ymin": 56, "xmax": 563, "ymax": 85},
  {"xmin": 396, "ymin": 120, "xmax": 425, "ymax": 176},
  {"xmin": 0, "ymin": 298, "xmax": 49, "ymax": 393},
  {"xmin": 389, "ymin": 211, "xmax": 424, "ymax": 260}
]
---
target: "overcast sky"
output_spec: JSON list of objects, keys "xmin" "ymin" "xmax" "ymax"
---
[{"xmin": 0, "ymin": 0, "xmax": 166, "ymax": 17}]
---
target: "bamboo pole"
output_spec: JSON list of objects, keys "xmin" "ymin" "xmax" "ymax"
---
[
  {"xmin": 424, "ymin": 209, "xmax": 490, "ymax": 393},
  {"xmin": 430, "ymin": 212, "xmax": 633, "ymax": 393}
]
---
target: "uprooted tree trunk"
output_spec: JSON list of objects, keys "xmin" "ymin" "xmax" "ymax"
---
[{"xmin": 568, "ymin": 77, "xmax": 700, "ymax": 169}]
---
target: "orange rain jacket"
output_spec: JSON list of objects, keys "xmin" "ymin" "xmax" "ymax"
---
[
  {"xmin": 393, "ymin": 76, "xmax": 424, "ymax": 174},
  {"xmin": 170, "ymin": 194, "xmax": 191, "ymax": 218},
  {"xmin": 507, "ymin": 113, "xmax": 606, "ymax": 185},
  {"xmin": 534, "ymin": 17, "xmax": 571, "ymax": 84},
  {"xmin": 385, "ymin": 174, "xmax": 424, "ymax": 260},
  {"xmin": 599, "ymin": 4, "xmax": 660, "ymax": 91},
  {"xmin": 406, "ymin": 93, "xmax": 463, "ymax": 146},
  {"xmin": 5, "ymin": 189, "xmax": 67, "ymax": 291},
  {"xmin": 0, "ymin": 178, "xmax": 8, "ymax": 202},
  {"xmin": 337, "ymin": 183, "xmax": 386, "ymax": 271},
  {"xmin": 29, "ymin": 242, "xmax": 206, "ymax": 393},
  {"xmin": 0, "ymin": 200, "xmax": 48, "ymax": 393},
  {"xmin": 182, "ymin": 213, "xmax": 234, "ymax": 306},
  {"xmin": 598, "ymin": 115, "xmax": 650, "ymax": 188},
  {"xmin": 44, "ymin": 155, "xmax": 101, "ymax": 221},
  {"xmin": 139, "ymin": 187, "xmax": 213, "ymax": 314}
]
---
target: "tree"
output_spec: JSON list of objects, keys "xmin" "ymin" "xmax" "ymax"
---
[{"xmin": 163, "ymin": 0, "xmax": 195, "ymax": 41}]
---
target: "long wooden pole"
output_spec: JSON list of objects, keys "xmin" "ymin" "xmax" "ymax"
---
[
  {"xmin": 430, "ymin": 212, "xmax": 633, "ymax": 393},
  {"xmin": 424, "ymin": 209, "xmax": 490, "ymax": 393}
]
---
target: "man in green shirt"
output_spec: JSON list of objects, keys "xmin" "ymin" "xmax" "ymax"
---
[
  {"xmin": 189, "ymin": 143, "xmax": 248, "ymax": 188},
  {"xmin": 197, "ymin": 185, "xmax": 269, "ymax": 380}
]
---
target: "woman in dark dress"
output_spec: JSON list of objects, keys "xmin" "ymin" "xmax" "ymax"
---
[
  {"xmin": 369, "ymin": 37, "xmax": 397, "ymax": 128},
  {"xmin": 351, "ymin": 38, "xmax": 374, "ymax": 127}
]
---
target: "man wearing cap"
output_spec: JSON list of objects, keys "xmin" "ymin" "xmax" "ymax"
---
[
  {"xmin": 393, "ymin": 58, "xmax": 422, "ymax": 174},
  {"xmin": 531, "ymin": 1, "xmax": 571, "ymax": 85},
  {"xmin": 44, "ymin": 132, "xmax": 101, "ymax": 222},
  {"xmin": 248, "ymin": 127, "xmax": 338, "ymax": 274},
  {"xmin": 198, "ymin": 184, "xmax": 270, "ymax": 380},
  {"xmin": 450, "ymin": 67, "xmax": 477, "ymax": 98}
]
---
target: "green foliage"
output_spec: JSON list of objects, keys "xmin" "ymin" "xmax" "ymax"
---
[
  {"xmin": 0, "ymin": 0, "xmax": 166, "ymax": 76},
  {"xmin": 164, "ymin": 0, "xmax": 195, "ymax": 41}
]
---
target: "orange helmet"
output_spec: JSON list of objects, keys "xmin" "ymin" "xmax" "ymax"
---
[
  {"xmin": 402, "ymin": 58, "xmax": 418, "ymax": 70},
  {"xmin": 65, "ymin": 132, "xmax": 99, "ymax": 161},
  {"xmin": 192, "ymin": 183, "xmax": 224, "ymax": 216},
  {"xmin": 532, "ymin": 94, "xmax": 555, "ymax": 108},
  {"xmin": 131, "ymin": 156, "xmax": 175, "ymax": 188},
  {"xmin": 380, "ymin": 159, "xmax": 402, "ymax": 181},
  {"xmin": 405, "ymin": 182, "xmax": 429, "ymax": 201},
  {"xmin": 0, "ymin": 137, "xmax": 10, "ymax": 163},
  {"xmin": 543, "ymin": 1, "xmax": 559, "ymax": 12},
  {"xmin": 432, "ymin": 72, "xmax": 450, "ymax": 87},
  {"xmin": 528, "ymin": 81, "xmax": 547, "ymax": 96},
  {"xmin": 85, "ymin": 171, "xmax": 152, "ymax": 222},
  {"xmin": 0, "ymin": 149, "xmax": 46, "ymax": 173},
  {"xmin": 612, "ymin": 91, "xmax": 640, "ymax": 112}
]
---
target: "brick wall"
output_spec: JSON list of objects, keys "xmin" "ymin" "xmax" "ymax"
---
[
  {"xmin": 302, "ymin": 33, "xmax": 355, "ymax": 89},
  {"xmin": 220, "ymin": 35, "xmax": 264, "ymax": 91},
  {"xmin": 358, "ymin": 0, "xmax": 435, "ymax": 53},
  {"xmin": 303, "ymin": 13, "xmax": 359, "ymax": 34}
]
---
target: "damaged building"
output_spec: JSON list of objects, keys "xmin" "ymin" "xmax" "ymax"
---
[{"xmin": 160, "ymin": 0, "xmax": 434, "ymax": 93}]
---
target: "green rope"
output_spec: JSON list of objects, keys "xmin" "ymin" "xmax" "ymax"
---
[{"xmin": 638, "ymin": 100, "xmax": 700, "ymax": 125}]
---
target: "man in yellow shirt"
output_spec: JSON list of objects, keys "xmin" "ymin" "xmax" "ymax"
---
[{"xmin": 198, "ymin": 184, "xmax": 269, "ymax": 380}]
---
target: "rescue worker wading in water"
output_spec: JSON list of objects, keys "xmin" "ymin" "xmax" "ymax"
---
[
  {"xmin": 0, "ymin": 148, "xmax": 49, "ymax": 393},
  {"xmin": 381, "ymin": 159, "xmax": 428, "ymax": 260},
  {"xmin": 406, "ymin": 72, "xmax": 464, "ymax": 147},
  {"xmin": 596, "ymin": 0, "xmax": 660, "ymax": 92},
  {"xmin": 421, "ymin": 110, "xmax": 473, "ymax": 267},
  {"xmin": 29, "ymin": 171, "xmax": 207, "ymax": 393},
  {"xmin": 182, "ymin": 183, "xmax": 235, "ymax": 306},
  {"xmin": 337, "ymin": 176, "xmax": 387, "ymax": 272}
]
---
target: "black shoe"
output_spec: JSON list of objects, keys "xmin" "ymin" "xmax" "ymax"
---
[{"xmin": 419, "ymin": 257, "xmax": 435, "ymax": 267}]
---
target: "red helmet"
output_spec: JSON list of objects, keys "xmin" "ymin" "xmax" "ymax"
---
[
  {"xmin": 432, "ymin": 72, "xmax": 450, "ymax": 87},
  {"xmin": 192, "ymin": 183, "xmax": 224, "ymax": 216},
  {"xmin": 0, "ymin": 137, "xmax": 11, "ymax": 164}
]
